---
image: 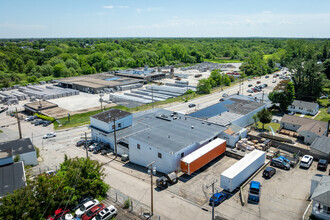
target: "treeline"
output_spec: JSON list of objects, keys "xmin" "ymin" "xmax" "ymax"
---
[{"xmin": 0, "ymin": 38, "xmax": 284, "ymax": 87}]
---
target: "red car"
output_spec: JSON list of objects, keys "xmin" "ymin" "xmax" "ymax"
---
[
  {"xmin": 256, "ymin": 81, "xmax": 261, "ymax": 84},
  {"xmin": 82, "ymin": 203, "xmax": 105, "ymax": 220},
  {"xmin": 46, "ymin": 208, "xmax": 70, "ymax": 220}
]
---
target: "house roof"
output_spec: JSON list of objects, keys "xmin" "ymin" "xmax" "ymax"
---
[
  {"xmin": 91, "ymin": 109, "xmax": 131, "ymax": 123},
  {"xmin": 281, "ymin": 115, "xmax": 327, "ymax": 136},
  {"xmin": 0, "ymin": 138, "xmax": 35, "ymax": 155},
  {"xmin": 0, "ymin": 161, "xmax": 26, "ymax": 197},
  {"xmin": 291, "ymin": 100, "xmax": 318, "ymax": 110},
  {"xmin": 311, "ymin": 137, "xmax": 330, "ymax": 155},
  {"xmin": 311, "ymin": 175, "xmax": 330, "ymax": 206}
]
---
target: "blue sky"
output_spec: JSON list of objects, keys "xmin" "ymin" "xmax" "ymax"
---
[{"xmin": 1, "ymin": 0, "xmax": 330, "ymax": 38}]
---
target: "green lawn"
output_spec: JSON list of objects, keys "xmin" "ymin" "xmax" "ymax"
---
[
  {"xmin": 295, "ymin": 113, "xmax": 313, "ymax": 119},
  {"xmin": 0, "ymin": 130, "xmax": 2, "ymax": 133},
  {"xmin": 256, "ymin": 122, "xmax": 281, "ymax": 132},
  {"xmin": 315, "ymin": 108, "xmax": 330, "ymax": 122}
]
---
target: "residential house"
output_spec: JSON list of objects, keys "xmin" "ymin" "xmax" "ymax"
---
[
  {"xmin": 280, "ymin": 115, "xmax": 328, "ymax": 144},
  {"xmin": 311, "ymin": 175, "xmax": 330, "ymax": 220},
  {"xmin": 288, "ymin": 100, "xmax": 319, "ymax": 116},
  {"xmin": 310, "ymin": 137, "xmax": 330, "ymax": 160}
]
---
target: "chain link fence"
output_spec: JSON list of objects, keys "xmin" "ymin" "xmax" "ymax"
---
[{"xmin": 106, "ymin": 187, "xmax": 163, "ymax": 220}]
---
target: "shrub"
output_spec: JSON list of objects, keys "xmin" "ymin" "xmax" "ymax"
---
[
  {"xmin": 123, "ymin": 198, "xmax": 131, "ymax": 209},
  {"xmin": 33, "ymin": 113, "xmax": 55, "ymax": 122}
]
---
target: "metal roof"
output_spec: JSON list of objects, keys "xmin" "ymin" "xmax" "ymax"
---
[
  {"xmin": 0, "ymin": 138, "xmax": 35, "ymax": 155},
  {"xmin": 181, "ymin": 138, "xmax": 225, "ymax": 163},
  {"xmin": 311, "ymin": 175, "xmax": 330, "ymax": 206},
  {"xmin": 106, "ymin": 109, "xmax": 226, "ymax": 153},
  {"xmin": 91, "ymin": 109, "xmax": 132, "ymax": 123},
  {"xmin": 221, "ymin": 150, "xmax": 265, "ymax": 179},
  {"xmin": 292, "ymin": 100, "xmax": 318, "ymax": 110},
  {"xmin": 207, "ymin": 112, "xmax": 243, "ymax": 126},
  {"xmin": 224, "ymin": 98, "xmax": 265, "ymax": 115},
  {"xmin": 311, "ymin": 137, "xmax": 330, "ymax": 155},
  {"xmin": 0, "ymin": 161, "xmax": 26, "ymax": 197}
]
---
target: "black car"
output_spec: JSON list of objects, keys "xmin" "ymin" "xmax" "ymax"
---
[
  {"xmin": 76, "ymin": 140, "xmax": 86, "ymax": 147},
  {"xmin": 317, "ymin": 159, "xmax": 328, "ymax": 171},
  {"xmin": 262, "ymin": 167, "xmax": 276, "ymax": 179},
  {"xmin": 34, "ymin": 120, "xmax": 45, "ymax": 126},
  {"xmin": 265, "ymin": 75, "xmax": 270, "ymax": 78},
  {"xmin": 43, "ymin": 121, "xmax": 52, "ymax": 126},
  {"xmin": 248, "ymin": 84, "xmax": 253, "ymax": 87},
  {"xmin": 189, "ymin": 104, "xmax": 196, "ymax": 108}
]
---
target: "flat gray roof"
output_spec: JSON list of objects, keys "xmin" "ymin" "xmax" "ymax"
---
[
  {"xmin": 207, "ymin": 111, "xmax": 243, "ymax": 126},
  {"xmin": 91, "ymin": 109, "xmax": 131, "ymax": 123},
  {"xmin": 311, "ymin": 137, "xmax": 330, "ymax": 155},
  {"xmin": 225, "ymin": 98, "xmax": 265, "ymax": 115},
  {"xmin": 0, "ymin": 161, "xmax": 26, "ymax": 197},
  {"xmin": 0, "ymin": 138, "xmax": 35, "ymax": 155},
  {"xmin": 113, "ymin": 109, "xmax": 226, "ymax": 153}
]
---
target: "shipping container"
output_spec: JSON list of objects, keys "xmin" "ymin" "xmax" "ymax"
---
[
  {"xmin": 181, "ymin": 138, "xmax": 226, "ymax": 175},
  {"xmin": 220, "ymin": 150, "xmax": 265, "ymax": 192}
]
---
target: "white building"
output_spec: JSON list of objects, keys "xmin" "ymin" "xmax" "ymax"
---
[
  {"xmin": 311, "ymin": 175, "xmax": 330, "ymax": 220},
  {"xmin": 288, "ymin": 100, "xmax": 319, "ymax": 116},
  {"xmin": 219, "ymin": 124, "xmax": 248, "ymax": 147},
  {"xmin": 0, "ymin": 138, "xmax": 37, "ymax": 166},
  {"xmin": 90, "ymin": 108, "xmax": 227, "ymax": 174}
]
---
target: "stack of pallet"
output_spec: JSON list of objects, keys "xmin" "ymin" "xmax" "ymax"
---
[{"xmin": 236, "ymin": 138, "xmax": 255, "ymax": 151}]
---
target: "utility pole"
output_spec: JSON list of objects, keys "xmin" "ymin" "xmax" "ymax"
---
[
  {"xmin": 206, "ymin": 179, "xmax": 218, "ymax": 220},
  {"xmin": 85, "ymin": 132, "xmax": 88, "ymax": 158},
  {"xmin": 146, "ymin": 161, "xmax": 156, "ymax": 217},
  {"xmin": 262, "ymin": 90, "xmax": 265, "ymax": 103},
  {"xmin": 113, "ymin": 118, "xmax": 117, "ymax": 159},
  {"xmin": 15, "ymin": 107, "xmax": 22, "ymax": 139}
]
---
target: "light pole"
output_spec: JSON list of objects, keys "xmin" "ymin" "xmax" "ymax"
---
[
  {"xmin": 146, "ymin": 161, "xmax": 156, "ymax": 217},
  {"xmin": 206, "ymin": 179, "xmax": 218, "ymax": 220},
  {"xmin": 99, "ymin": 92, "xmax": 104, "ymax": 111}
]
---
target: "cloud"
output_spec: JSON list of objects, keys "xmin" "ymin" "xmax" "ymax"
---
[{"xmin": 103, "ymin": 5, "xmax": 128, "ymax": 9}]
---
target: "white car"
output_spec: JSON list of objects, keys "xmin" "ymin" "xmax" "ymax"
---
[
  {"xmin": 75, "ymin": 199, "xmax": 99, "ymax": 217},
  {"xmin": 272, "ymin": 79, "xmax": 277, "ymax": 83},
  {"xmin": 300, "ymin": 155, "xmax": 313, "ymax": 169},
  {"xmin": 43, "ymin": 132, "xmax": 56, "ymax": 139},
  {"xmin": 92, "ymin": 205, "xmax": 117, "ymax": 220}
]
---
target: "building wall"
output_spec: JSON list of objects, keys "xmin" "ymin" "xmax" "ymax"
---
[
  {"xmin": 310, "ymin": 148, "xmax": 329, "ymax": 160},
  {"xmin": 90, "ymin": 114, "xmax": 132, "ymax": 133},
  {"xmin": 298, "ymin": 130, "xmax": 319, "ymax": 145},
  {"xmin": 219, "ymin": 128, "xmax": 247, "ymax": 148},
  {"xmin": 232, "ymin": 105, "xmax": 266, "ymax": 128},
  {"xmin": 20, "ymin": 151, "xmax": 37, "ymax": 166},
  {"xmin": 128, "ymin": 137, "xmax": 207, "ymax": 174},
  {"xmin": 0, "ymin": 156, "xmax": 14, "ymax": 166},
  {"xmin": 280, "ymin": 122, "xmax": 301, "ymax": 132}
]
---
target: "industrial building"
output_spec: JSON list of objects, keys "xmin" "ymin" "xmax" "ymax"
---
[
  {"xmin": 115, "ymin": 66, "xmax": 166, "ymax": 82},
  {"xmin": 0, "ymin": 161, "xmax": 26, "ymax": 198},
  {"xmin": 57, "ymin": 72, "xmax": 144, "ymax": 94},
  {"xmin": 0, "ymin": 138, "xmax": 37, "ymax": 166},
  {"xmin": 90, "ymin": 108, "xmax": 227, "ymax": 174}
]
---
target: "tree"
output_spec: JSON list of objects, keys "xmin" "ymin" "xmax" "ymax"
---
[
  {"xmin": 252, "ymin": 114, "xmax": 259, "ymax": 128},
  {"xmin": 323, "ymin": 59, "xmax": 330, "ymax": 79},
  {"xmin": 268, "ymin": 81, "xmax": 295, "ymax": 112},
  {"xmin": 257, "ymin": 108, "xmax": 272, "ymax": 130},
  {"xmin": 196, "ymin": 78, "xmax": 212, "ymax": 94}
]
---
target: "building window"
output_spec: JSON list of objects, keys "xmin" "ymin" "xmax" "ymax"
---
[
  {"xmin": 118, "ymin": 123, "xmax": 122, "ymax": 128},
  {"xmin": 137, "ymin": 144, "xmax": 140, "ymax": 149},
  {"xmin": 181, "ymin": 152, "xmax": 184, "ymax": 158},
  {"xmin": 158, "ymin": 153, "xmax": 162, "ymax": 159}
]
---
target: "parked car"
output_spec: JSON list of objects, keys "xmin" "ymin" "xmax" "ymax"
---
[
  {"xmin": 209, "ymin": 192, "xmax": 227, "ymax": 206},
  {"xmin": 300, "ymin": 155, "xmax": 313, "ymax": 169},
  {"xmin": 93, "ymin": 205, "xmax": 117, "ymax": 220},
  {"xmin": 24, "ymin": 116, "xmax": 35, "ymax": 121},
  {"xmin": 47, "ymin": 208, "xmax": 70, "ymax": 220},
  {"xmin": 43, "ymin": 132, "xmax": 56, "ymax": 139},
  {"xmin": 75, "ymin": 199, "xmax": 99, "ymax": 217},
  {"xmin": 262, "ymin": 167, "xmax": 276, "ymax": 179},
  {"xmin": 89, "ymin": 143, "xmax": 99, "ymax": 152},
  {"xmin": 256, "ymin": 81, "xmax": 261, "ymax": 84},
  {"xmin": 265, "ymin": 75, "xmax": 269, "ymax": 78},
  {"xmin": 222, "ymin": 93, "xmax": 229, "ymax": 97},
  {"xmin": 76, "ymin": 140, "xmax": 86, "ymax": 147},
  {"xmin": 317, "ymin": 159, "xmax": 328, "ymax": 171},
  {"xmin": 263, "ymin": 83, "xmax": 268, "ymax": 87},
  {"xmin": 46, "ymin": 170, "xmax": 56, "ymax": 176},
  {"xmin": 82, "ymin": 203, "xmax": 105, "ymax": 220},
  {"xmin": 248, "ymin": 78, "xmax": 252, "ymax": 81},
  {"xmin": 93, "ymin": 145, "xmax": 103, "ymax": 154},
  {"xmin": 247, "ymin": 89, "xmax": 254, "ymax": 93},
  {"xmin": 248, "ymin": 84, "xmax": 253, "ymax": 87},
  {"xmin": 43, "ymin": 121, "xmax": 52, "ymax": 126},
  {"xmin": 272, "ymin": 79, "xmax": 277, "ymax": 83},
  {"xmin": 219, "ymin": 98, "xmax": 225, "ymax": 102},
  {"xmin": 270, "ymin": 157, "xmax": 290, "ymax": 170},
  {"xmin": 188, "ymin": 103, "xmax": 196, "ymax": 108},
  {"xmin": 31, "ymin": 119, "xmax": 42, "ymax": 125},
  {"xmin": 35, "ymin": 120, "xmax": 47, "ymax": 126}
]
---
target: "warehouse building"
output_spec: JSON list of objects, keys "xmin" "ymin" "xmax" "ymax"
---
[
  {"xmin": 0, "ymin": 138, "xmax": 37, "ymax": 166},
  {"xmin": 57, "ymin": 73, "xmax": 144, "ymax": 94},
  {"xmin": 90, "ymin": 108, "xmax": 227, "ymax": 174},
  {"xmin": 0, "ymin": 161, "xmax": 26, "ymax": 198}
]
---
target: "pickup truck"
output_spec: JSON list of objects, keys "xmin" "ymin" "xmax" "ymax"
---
[
  {"xmin": 156, "ymin": 172, "xmax": 178, "ymax": 189},
  {"xmin": 248, "ymin": 181, "xmax": 261, "ymax": 204}
]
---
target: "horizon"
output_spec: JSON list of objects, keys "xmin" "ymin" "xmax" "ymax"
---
[{"xmin": 1, "ymin": 0, "xmax": 330, "ymax": 38}]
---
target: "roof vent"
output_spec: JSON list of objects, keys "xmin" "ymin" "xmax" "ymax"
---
[
  {"xmin": 191, "ymin": 126, "xmax": 194, "ymax": 129},
  {"xmin": 168, "ymin": 135, "xmax": 170, "ymax": 138}
]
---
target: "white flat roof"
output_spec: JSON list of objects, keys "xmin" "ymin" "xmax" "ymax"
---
[
  {"xmin": 221, "ymin": 149, "xmax": 265, "ymax": 179},
  {"xmin": 181, "ymin": 138, "xmax": 226, "ymax": 164}
]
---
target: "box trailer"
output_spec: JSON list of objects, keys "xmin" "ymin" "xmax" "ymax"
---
[
  {"xmin": 220, "ymin": 150, "xmax": 265, "ymax": 192},
  {"xmin": 181, "ymin": 138, "xmax": 226, "ymax": 175}
]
